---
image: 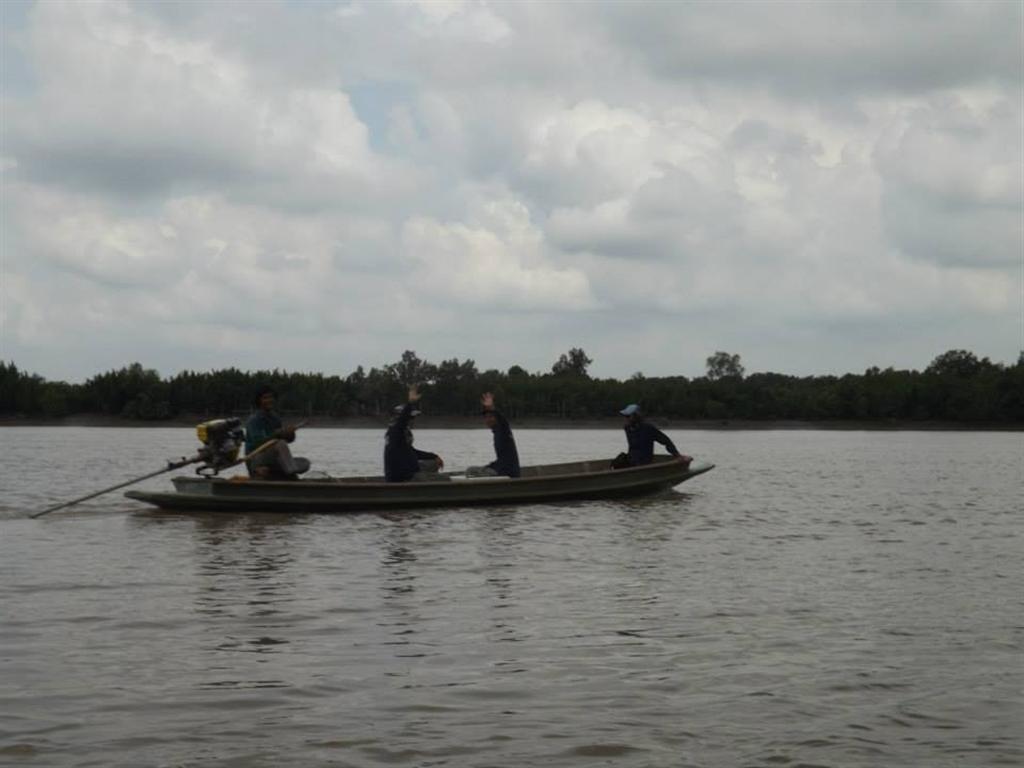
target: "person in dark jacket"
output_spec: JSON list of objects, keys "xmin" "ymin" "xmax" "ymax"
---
[
  {"xmin": 245, "ymin": 384, "xmax": 310, "ymax": 480},
  {"xmin": 466, "ymin": 392, "xmax": 521, "ymax": 478},
  {"xmin": 612, "ymin": 404, "xmax": 692, "ymax": 469},
  {"xmin": 384, "ymin": 385, "xmax": 444, "ymax": 482}
]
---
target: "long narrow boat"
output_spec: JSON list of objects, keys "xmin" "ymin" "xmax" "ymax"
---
[{"xmin": 125, "ymin": 455, "xmax": 714, "ymax": 513}]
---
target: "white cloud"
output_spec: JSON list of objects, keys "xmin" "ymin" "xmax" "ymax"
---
[
  {"xmin": 401, "ymin": 197, "xmax": 595, "ymax": 311},
  {"xmin": 407, "ymin": 0, "xmax": 511, "ymax": 43},
  {"xmin": 1, "ymin": 1, "xmax": 1020, "ymax": 381},
  {"xmin": 875, "ymin": 94, "xmax": 1022, "ymax": 268},
  {"xmin": 9, "ymin": 0, "xmax": 392, "ymax": 205},
  {"xmin": 521, "ymin": 99, "xmax": 727, "ymax": 208}
]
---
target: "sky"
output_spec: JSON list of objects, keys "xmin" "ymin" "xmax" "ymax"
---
[{"xmin": 1, "ymin": 0, "xmax": 1021, "ymax": 383}]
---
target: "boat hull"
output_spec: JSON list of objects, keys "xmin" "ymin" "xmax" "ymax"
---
[{"xmin": 125, "ymin": 456, "xmax": 714, "ymax": 513}]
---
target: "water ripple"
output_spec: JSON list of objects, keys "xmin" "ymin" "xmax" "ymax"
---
[{"xmin": 1, "ymin": 428, "xmax": 1022, "ymax": 767}]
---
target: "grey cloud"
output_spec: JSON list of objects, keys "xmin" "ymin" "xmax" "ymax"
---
[
  {"xmin": 4, "ymin": 2, "xmax": 415, "ymax": 215},
  {"xmin": 727, "ymin": 119, "xmax": 815, "ymax": 155},
  {"xmin": 874, "ymin": 98, "xmax": 1021, "ymax": 268},
  {"xmin": 9, "ymin": 141, "xmax": 255, "ymax": 200},
  {"xmin": 597, "ymin": 2, "xmax": 1021, "ymax": 99},
  {"xmin": 547, "ymin": 168, "xmax": 745, "ymax": 262},
  {"xmin": 881, "ymin": 189, "xmax": 1021, "ymax": 268},
  {"xmin": 2, "ymin": 0, "xmax": 1020, "ymax": 382}
]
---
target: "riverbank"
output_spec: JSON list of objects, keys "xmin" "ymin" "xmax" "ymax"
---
[{"xmin": 1, "ymin": 414, "xmax": 1020, "ymax": 431}]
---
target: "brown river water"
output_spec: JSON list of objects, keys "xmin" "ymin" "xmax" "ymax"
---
[{"xmin": 0, "ymin": 427, "xmax": 1021, "ymax": 767}]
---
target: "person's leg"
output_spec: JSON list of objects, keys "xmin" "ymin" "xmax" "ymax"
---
[
  {"xmin": 610, "ymin": 453, "xmax": 632, "ymax": 469},
  {"xmin": 248, "ymin": 442, "xmax": 309, "ymax": 479},
  {"xmin": 247, "ymin": 449, "xmax": 275, "ymax": 478},
  {"xmin": 412, "ymin": 458, "xmax": 449, "ymax": 482},
  {"xmin": 416, "ymin": 458, "xmax": 440, "ymax": 474},
  {"xmin": 270, "ymin": 442, "xmax": 310, "ymax": 478}
]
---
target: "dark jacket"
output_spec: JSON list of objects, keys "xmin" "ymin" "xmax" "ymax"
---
[
  {"xmin": 384, "ymin": 404, "xmax": 437, "ymax": 482},
  {"xmin": 485, "ymin": 410, "xmax": 520, "ymax": 478},
  {"xmin": 625, "ymin": 420, "xmax": 678, "ymax": 465},
  {"xmin": 245, "ymin": 410, "xmax": 285, "ymax": 454}
]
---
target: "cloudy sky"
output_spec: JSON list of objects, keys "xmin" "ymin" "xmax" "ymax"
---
[{"xmin": 1, "ymin": 0, "xmax": 1021, "ymax": 383}]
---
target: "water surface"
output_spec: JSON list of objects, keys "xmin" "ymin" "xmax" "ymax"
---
[{"xmin": 1, "ymin": 428, "xmax": 1021, "ymax": 767}]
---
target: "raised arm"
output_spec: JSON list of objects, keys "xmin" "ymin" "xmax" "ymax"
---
[
  {"xmin": 392, "ymin": 386, "xmax": 422, "ymax": 432},
  {"xmin": 482, "ymin": 392, "xmax": 511, "ymax": 430}
]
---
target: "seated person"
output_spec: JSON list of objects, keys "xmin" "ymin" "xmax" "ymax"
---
[
  {"xmin": 612, "ymin": 404, "xmax": 692, "ymax": 469},
  {"xmin": 245, "ymin": 384, "xmax": 310, "ymax": 480},
  {"xmin": 384, "ymin": 385, "xmax": 444, "ymax": 482},
  {"xmin": 466, "ymin": 392, "xmax": 521, "ymax": 478}
]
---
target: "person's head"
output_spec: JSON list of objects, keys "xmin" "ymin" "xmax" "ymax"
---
[
  {"xmin": 482, "ymin": 410, "xmax": 497, "ymax": 429},
  {"xmin": 620, "ymin": 403, "xmax": 642, "ymax": 423},
  {"xmin": 254, "ymin": 384, "xmax": 277, "ymax": 411}
]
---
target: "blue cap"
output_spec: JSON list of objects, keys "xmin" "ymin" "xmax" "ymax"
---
[{"xmin": 620, "ymin": 404, "xmax": 641, "ymax": 416}]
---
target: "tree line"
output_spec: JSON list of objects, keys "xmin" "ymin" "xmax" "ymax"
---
[{"xmin": 1, "ymin": 348, "xmax": 1021, "ymax": 424}]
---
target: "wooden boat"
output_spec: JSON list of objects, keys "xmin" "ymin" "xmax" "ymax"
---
[{"xmin": 124, "ymin": 455, "xmax": 714, "ymax": 513}]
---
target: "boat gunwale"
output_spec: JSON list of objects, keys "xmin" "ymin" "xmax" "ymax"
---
[
  {"xmin": 124, "ymin": 456, "xmax": 714, "ymax": 511},
  {"xmin": 170, "ymin": 455, "xmax": 710, "ymax": 492}
]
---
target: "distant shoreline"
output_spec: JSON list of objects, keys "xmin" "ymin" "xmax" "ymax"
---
[{"xmin": 1, "ymin": 414, "xmax": 1020, "ymax": 431}]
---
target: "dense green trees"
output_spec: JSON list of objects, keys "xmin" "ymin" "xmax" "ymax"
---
[
  {"xmin": 1, "ymin": 350, "xmax": 1021, "ymax": 424},
  {"xmin": 551, "ymin": 348, "xmax": 593, "ymax": 377},
  {"xmin": 705, "ymin": 351, "xmax": 745, "ymax": 380}
]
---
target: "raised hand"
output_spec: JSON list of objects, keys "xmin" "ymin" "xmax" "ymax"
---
[
  {"xmin": 408, "ymin": 385, "xmax": 421, "ymax": 403},
  {"xmin": 481, "ymin": 392, "xmax": 495, "ymax": 411}
]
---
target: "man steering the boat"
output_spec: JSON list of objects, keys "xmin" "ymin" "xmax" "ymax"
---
[
  {"xmin": 245, "ymin": 384, "xmax": 310, "ymax": 480},
  {"xmin": 384, "ymin": 385, "xmax": 444, "ymax": 482},
  {"xmin": 612, "ymin": 404, "xmax": 692, "ymax": 469}
]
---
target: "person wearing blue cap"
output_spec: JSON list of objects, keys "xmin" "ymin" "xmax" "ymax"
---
[
  {"xmin": 612, "ymin": 404, "xmax": 692, "ymax": 469},
  {"xmin": 384, "ymin": 385, "xmax": 444, "ymax": 482}
]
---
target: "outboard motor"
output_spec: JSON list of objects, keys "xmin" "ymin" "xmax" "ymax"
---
[{"xmin": 194, "ymin": 418, "xmax": 245, "ymax": 475}]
